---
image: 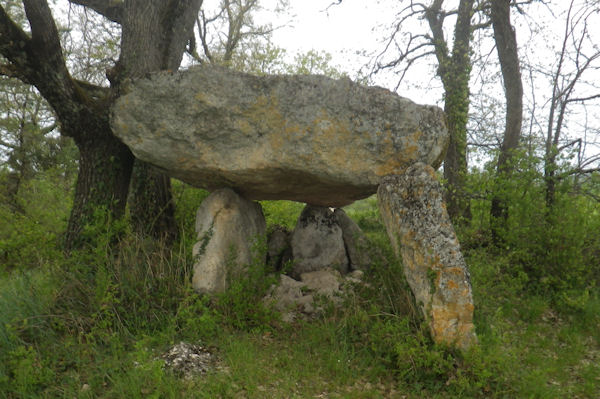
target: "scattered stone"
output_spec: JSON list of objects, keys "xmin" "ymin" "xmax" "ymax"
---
[
  {"xmin": 300, "ymin": 268, "xmax": 342, "ymax": 298},
  {"xmin": 377, "ymin": 163, "xmax": 477, "ymax": 349},
  {"xmin": 192, "ymin": 188, "xmax": 266, "ymax": 293},
  {"xmin": 265, "ymin": 267, "xmax": 363, "ymax": 321},
  {"xmin": 290, "ymin": 205, "xmax": 349, "ymax": 278},
  {"xmin": 160, "ymin": 342, "xmax": 216, "ymax": 379},
  {"xmin": 111, "ymin": 64, "xmax": 448, "ymax": 207}
]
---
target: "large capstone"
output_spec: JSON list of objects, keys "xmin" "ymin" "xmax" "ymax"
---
[{"xmin": 110, "ymin": 65, "xmax": 448, "ymax": 207}]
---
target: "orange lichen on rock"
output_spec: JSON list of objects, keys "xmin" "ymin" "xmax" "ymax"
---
[{"xmin": 378, "ymin": 163, "xmax": 477, "ymax": 350}]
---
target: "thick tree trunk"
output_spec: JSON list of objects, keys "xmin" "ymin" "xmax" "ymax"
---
[
  {"xmin": 442, "ymin": 71, "xmax": 471, "ymax": 222},
  {"xmin": 128, "ymin": 162, "xmax": 177, "ymax": 241},
  {"xmin": 0, "ymin": 1, "xmax": 199, "ymax": 249},
  {"xmin": 116, "ymin": 0, "xmax": 202, "ymax": 241},
  {"xmin": 64, "ymin": 115, "xmax": 133, "ymax": 250},
  {"xmin": 490, "ymin": 0, "xmax": 523, "ymax": 242}
]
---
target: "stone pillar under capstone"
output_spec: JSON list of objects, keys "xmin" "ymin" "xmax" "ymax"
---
[
  {"xmin": 192, "ymin": 188, "xmax": 266, "ymax": 294},
  {"xmin": 377, "ymin": 162, "xmax": 477, "ymax": 349}
]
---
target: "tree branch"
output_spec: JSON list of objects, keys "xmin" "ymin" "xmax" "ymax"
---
[
  {"xmin": 67, "ymin": 0, "xmax": 123, "ymax": 24},
  {"xmin": 0, "ymin": 64, "xmax": 30, "ymax": 83},
  {"xmin": 23, "ymin": 0, "xmax": 66, "ymax": 60},
  {"xmin": 0, "ymin": 5, "xmax": 33, "ymax": 70}
]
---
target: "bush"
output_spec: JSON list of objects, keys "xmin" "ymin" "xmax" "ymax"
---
[
  {"xmin": 214, "ymin": 238, "xmax": 280, "ymax": 331},
  {"xmin": 465, "ymin": 154, "xmax": 600, "ymax": 306}
]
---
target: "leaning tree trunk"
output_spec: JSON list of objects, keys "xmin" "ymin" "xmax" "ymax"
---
[
  {"xmin": 64, "ymin": 114, "xmax": 134, "ymax": 250},
  {"xmin": 489, "ymin": 0, "xmax": 523, "ymax": 243}
]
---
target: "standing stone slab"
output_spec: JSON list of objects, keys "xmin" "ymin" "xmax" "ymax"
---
[
  {"xmin": 290, "ymin": 205, "xmax": 349, "ymax": 278},
  {"xmin": 377, "ymin": 163, "xmax": 477, "ymax": 349},
  {"xmin": 192, "ymin": 188, "xmax": 266, "ymax": 294}
]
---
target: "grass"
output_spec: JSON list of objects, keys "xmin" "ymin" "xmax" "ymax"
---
[{"xmin": 1, "ymin": 196, "xmax": 599, "ymax": 398}]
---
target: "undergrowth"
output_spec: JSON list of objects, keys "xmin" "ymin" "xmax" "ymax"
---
[{"xmin": 1, "ymin": 179, "xmax": 599, "ymax": 398}]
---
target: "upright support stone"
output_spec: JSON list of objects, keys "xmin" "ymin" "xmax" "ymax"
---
[
  {"xmin": 192, "ymin": 188, "xmax": 266, "ymax": 294},
  {"xmin": 377, "ymin": 163, "xmax": 477, "ymax": 349},
  {"xmin": 290, "ymin": 205, "xmax": 349, "ymax": 279}
]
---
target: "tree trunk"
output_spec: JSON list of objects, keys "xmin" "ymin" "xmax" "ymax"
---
[
  {"xmin": 64, "ymin": 115, "xmax": 133, "ymax": 250},
  {"xmin": 0, "ymin": 1, "xmax": 200, "ymax": 249},
  {"xmin": 442, "ymin": 66, "xmax": 472, "ymax": 222},
  {"xmin": 128, "ymin": 162, "xmax": 177, "ymax": 241},
  {"xmin": 436, "ymin": 0, "xmax": 475, "ymax": 223},
  {"xmin": 489, "ymin": 0, "xmax": 523, "ymax": 242},
  {"xmin": 116, "ymin": 0, "xmax": 202, "ymax": 241}
]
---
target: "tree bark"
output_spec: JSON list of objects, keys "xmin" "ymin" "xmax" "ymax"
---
[
  {"xmin": 65, "ymin": 115, "xmax": 134, "ymax": 249},
  {"xmin": 489, "ymin": 0, "xmax": 523, "ymax": 241},
  {"xmin": 1, "ymin": 0, "xmax": 201, "ymax": 249},
  {"xmin": 425, "ymin": 0, "xmax": 474, "ymax": 222},
  {"xmin": 116, "ymin": 0, "xmax": 202, "ymax": 241},
  {"xmin": 0, "ymin": 1, "xmax": 135, "ymax": 250}
]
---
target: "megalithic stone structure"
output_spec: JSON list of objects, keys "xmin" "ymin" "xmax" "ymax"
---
[
  {"xmin": 110, "ymin": 64, "xmax": 477, "ymax": 349},
  {"xmin": 377, "ymin": 163, "xmax": 477, "ymax": 349}
]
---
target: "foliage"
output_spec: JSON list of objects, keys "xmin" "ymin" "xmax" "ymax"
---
[
  {"xmin": 463, "ymin": 150, "xmax": 600, "ymax": 308},
  {"xmin": 0, "ymin": 187, "xmax": 599, "ymax": 397},
  {"xmin": 213, "ymin": 238, "xmax": 280, "ymax": 331}
]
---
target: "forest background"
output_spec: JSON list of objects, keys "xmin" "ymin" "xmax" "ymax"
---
[{"xmin": 0, "ymin": 0, "xmax": 599, "ymax": 397}]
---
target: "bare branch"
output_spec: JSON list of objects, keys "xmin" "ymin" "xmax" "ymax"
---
[
  {"xmin": 67, "ymin": 0, "xmax": 123, "ymax": 24},
  {"xmin": 565, "ymin": 92, "xmax": 600, "ymax": 104},
  {"xmin": 558, "ymin": 166, "xmax": 600, "ymax": 179},
  {"xmin": 324, "ymin": 0, "xmax": 342, "ymax": 12}
]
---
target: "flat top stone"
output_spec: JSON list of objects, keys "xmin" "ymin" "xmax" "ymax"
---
[{"xmin": 111, "ymin": 65, "xmax": 448, "ymax": 206}]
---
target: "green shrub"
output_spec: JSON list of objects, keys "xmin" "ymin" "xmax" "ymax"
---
[
  {"xmin": 214, "ymin": 238, "xmax": 280, "ymax": 331},
  {"xmin": 0, "ymin": 169, "xmax": 70, "ymax": 272},
  {"xmin": 0, "ymin": 269, "xmax": 58, "ymax": 395},
  {"xmin": 260, "ymin": 200, "xmax": 304, "ymax": 230},
  {"xmin": 464, "ymin": 154, "xmax": 600, "ymax": 306}
]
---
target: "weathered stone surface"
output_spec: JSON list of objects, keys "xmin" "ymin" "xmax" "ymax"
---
[
  {"xmin": 265, "ymin": 268, "xmax": 359, "ymax": 321},
  {"xmin": 290, "ymin": 205, "xmax": 349, "ymax": 278},
  {"xmin": 159, "ymin": 342, "xmax": 217, "ymax": 379},
  {"xmin": 110, "ymin": 64, "xmax": 448, "ymax": 207},
  {"xmin": 299, "ymin": 268, "xmax": 342, "ymax": 298},
  {"xmin": 266, "ymin": 225, "xmax": 292, "ymax": 270},
  {"xmin": 334, "ymin": 208, "xmax": 370, "ymax": 271},
  {"xmin": 192, "ymin": 188, "xmax": 266, "ymax": 293},
  {"xmin": 377, "ymin": 163, "xmax": 477, "ymax": 349}
]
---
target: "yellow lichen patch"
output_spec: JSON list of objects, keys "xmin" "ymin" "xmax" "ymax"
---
[
  {"xmin": 375, "ymin": 130, "xmax": 425, "ymax": 176},
  {"xmin": 375, "ymin": 156, "xmax": 410, "ymax": 177},
  {"xmin": 430, "ymin": 302, "xmax": 476, "ymax": 347}
]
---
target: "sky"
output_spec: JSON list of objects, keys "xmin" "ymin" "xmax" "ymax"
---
[{"xmin": 251, "ymin": 0, "xmax": 445, "ymax": 102}]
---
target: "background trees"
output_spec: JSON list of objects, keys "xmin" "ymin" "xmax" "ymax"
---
[
  {"xmin": 0, "ymin": 0, "xmax": 287, "ymax": 249},
  {"xmin": 0, "ymin": 2, "xmax": 599, "ymax": 397}
]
